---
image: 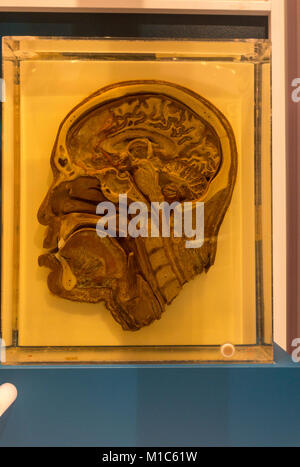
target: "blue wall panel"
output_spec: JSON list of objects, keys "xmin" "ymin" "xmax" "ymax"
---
[{"xmin": 0, "ymin": 346, "xmax": 300, "ymax": 446}]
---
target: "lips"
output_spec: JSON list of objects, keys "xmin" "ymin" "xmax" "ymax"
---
[{"xmin": 39, "ymin": 225, "xmax": 128, "ymax": 296}]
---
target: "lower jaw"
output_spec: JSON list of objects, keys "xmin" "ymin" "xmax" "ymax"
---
[{"xmin": 40, "ymin": 225, "xmax": 165, "ymax": 330}]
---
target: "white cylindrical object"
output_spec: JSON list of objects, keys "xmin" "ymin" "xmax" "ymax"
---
[{"xmin": 220, "ymin": 343, "xmax": 235, "ymax": 358}]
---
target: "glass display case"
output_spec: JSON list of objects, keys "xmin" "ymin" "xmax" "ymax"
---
[{"xmin": 1, "ymin": 37, "xmax": 272, "ymax": 363}]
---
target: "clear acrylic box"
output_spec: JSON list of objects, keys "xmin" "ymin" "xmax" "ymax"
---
[{"xmin": 1, "ymin": 37, "xmax": 272, "ymax": 364}]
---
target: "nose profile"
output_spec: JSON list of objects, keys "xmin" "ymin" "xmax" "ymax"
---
[{"xmin": 37, "ymin": 189, "xmax": 52, "ymax": 225}]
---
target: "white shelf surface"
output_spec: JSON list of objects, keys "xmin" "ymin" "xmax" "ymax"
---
[{"xmin": 0, "ymin": 1, "xmax": 272, "ymax": 14}]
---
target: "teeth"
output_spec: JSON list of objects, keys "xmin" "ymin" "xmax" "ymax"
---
[
  {"xmin": 58, "ymin": 238, "xmax": 65, "ymax": 249},
  {"xmin": 55, "ymin": 252, "xmax": 77, "ymax": 291}
]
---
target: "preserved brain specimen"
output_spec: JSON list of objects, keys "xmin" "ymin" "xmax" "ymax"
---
[{"xmin": 38, "ymin": 80, "xmax": 237, "ymax": 331}]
